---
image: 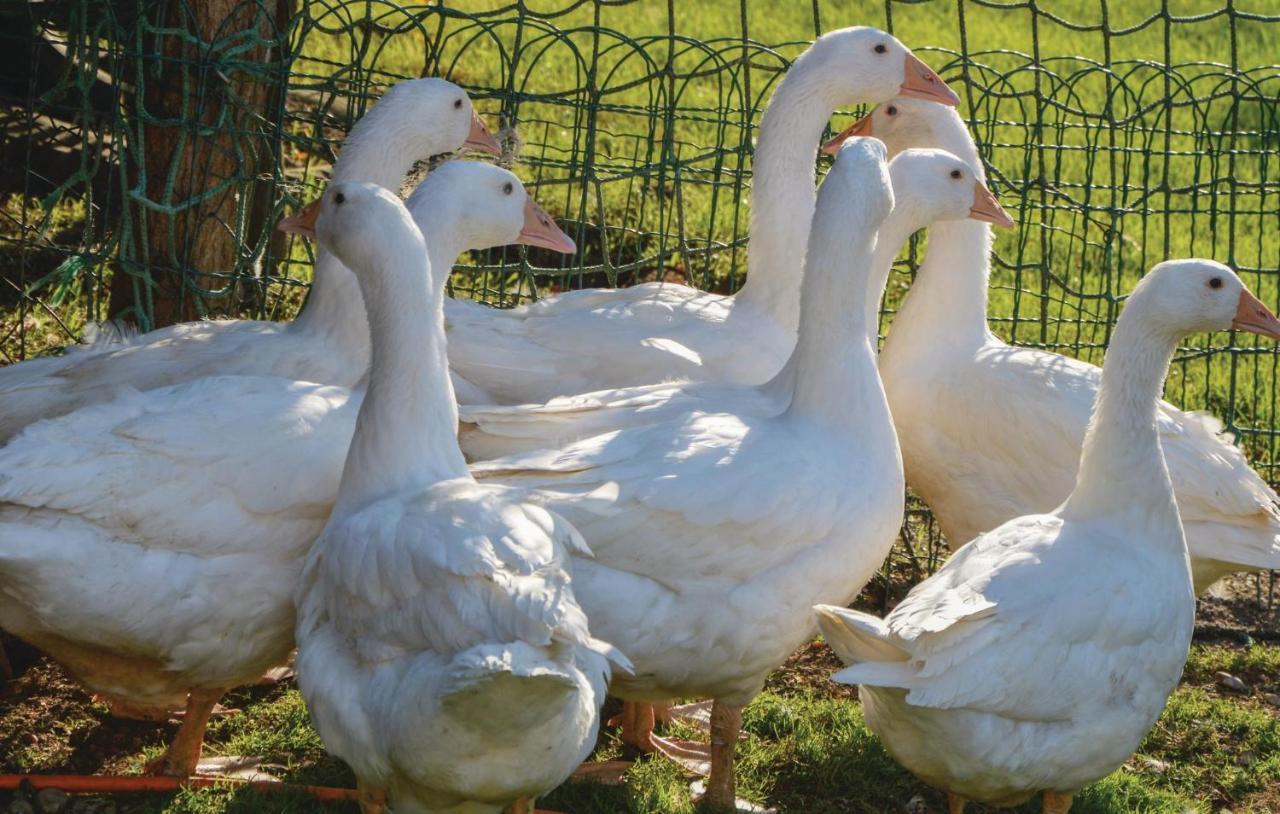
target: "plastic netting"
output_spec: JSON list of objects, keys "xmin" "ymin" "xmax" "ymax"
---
[{"xmin": 2, "ymin": 0, "xmax": 1279, "ymax": 609}]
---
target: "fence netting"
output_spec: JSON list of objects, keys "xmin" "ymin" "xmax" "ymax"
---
[{"xmin": 2, "ymin": 0, "xmax": 1278, "ymax": 608}]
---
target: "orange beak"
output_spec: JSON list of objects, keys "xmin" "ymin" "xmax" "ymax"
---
[
  {"xmin": 1232, "ymin": 289, "xmax": 1280, "ymax": 340},
  {"xmin": 464, "ymin": 111, "xmax": 502, "ymax": 156},
  {"xmin": 821, "ymin": 113, "xmax": 874, "ymax": 156},
  {"xmin": 900, "ymin": 53, "xmax": 960, "ymax": 107},
  {"xmin": 277, "ymin": 199, "xmax": 321, "ymax": 239},
  {"xmin": 518, "ymin": 199, "xmax": 577, "ymax": 254},
  {"xmin": 969, "ymin": 181, "xmax": 1014, "ymax": 228}
]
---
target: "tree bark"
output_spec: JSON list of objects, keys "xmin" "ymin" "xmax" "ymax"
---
[{"xmin": 110, "ymin": 0, "xmax": 291, "ymax": 328}]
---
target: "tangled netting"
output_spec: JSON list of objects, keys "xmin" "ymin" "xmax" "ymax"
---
[{"xmin": 2, "ymin": 0, "xmax": 1279, "ymax": 610}]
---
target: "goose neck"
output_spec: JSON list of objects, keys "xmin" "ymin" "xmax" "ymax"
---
[
  {"xmin": 288, "ymin": 112, "xmax": 426, "ymax": 347},
  {"xmin": 732, "ymin": 67, "xmax": 846, "ymax": 332},
  {"xmin": 1062, "ymin": 307, "xmax": 1180, "ymax": 523},
  {"xmin": 864, "ymin": 207, "xmax": 928, "ymax": 340},
  {"xmin": 334, "ymin": 232, "xmax": 468, "ymax": 516},
  {"xmin": 880, "ymin": 111, "xmax": 995, "ymax": 355},
  {"xmin": 414, "ymin": 211, "xmax": 470, "ymax": 295},
  {"xmin": 882, "ymin": 218, "xmax": 995, "ymax": 358},
  {"xmin": 784, "ymin": 190, "xmax": 885, "ymax": 424}
]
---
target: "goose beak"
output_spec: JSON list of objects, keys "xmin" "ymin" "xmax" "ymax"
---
[
  {"xmin": 277, "ymin": 199, "xmax": 321, "ymax": 239},
  {"xmin": 969, "ymin": 182, "xmax": 1014, "ymax": 228},
  {"xmin": 465, "ymin": 112, "xmax": 502, "ymax": 156},
  {"xmin": 518, "ymin": 199, "xmax": 577, "ymax": 254},
  {"xmin": 821, "ymin": 114, "xmax": 874, "ymax": 156},
  {"xmin": 1232, "ymin": 289, "xmax": 1280, "ymax": 340},
  {"xmin": 900, "ymin": 53, "xmax": 960, "ymax": 107}
]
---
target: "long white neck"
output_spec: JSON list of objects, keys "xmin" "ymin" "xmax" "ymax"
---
[
  {"xmin": 784, "ymin": 179, "xmax": 887, "ymax": 424},
  {"xmin": 333, "ymin": 226, "xmax": 468, "ymax": 517},
  {"xmin": 417, "ymin": 215, "xmax": 469, "ymax": 294},
  {"xmin": 882, "ymin": 117, "xmax": 996, "ymax": 356},
  {"xmin": 864, "ymin": 205, "xmax": 931, "ymax": 340},
  {"xmin": 1062, "ymin": 299, "xmax": 1180, "ymax": 523},
  {"xmin": 289, "ymin": 113, "xmax": 428, "ymax": 354},
  {"xmin": 733, "ymin": 57, "xmax": 846, "ymax": 334},
  {"xmin": 887, "ymin": 220, "xmax": 995, "ymax": 350}
]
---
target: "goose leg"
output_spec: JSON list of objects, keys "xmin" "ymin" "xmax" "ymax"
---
[
  {"xmin": 696, "ymin": 700, "xmax": 743, "ymax": 811},
  {"xmin": 143, "ymin": 687, "xmax": 224, "ymax": 776},
  {"xmin": 947, "ymin": 793, "xmax": 966, "ymax": 814},
  {"xmin": 1042, "ymin": 792, "xmax": 1073, "ymax": 814},
  {"xmin": 620, "ymin": 700, "xmax": 657, "ymax": 750},
  {"xmin": 620, "ymin": 700, "xmax": 713, "ymax": 773},
  {"xmin": 581, "ymin": 699, "xmax": 719, "ymax": 784}
]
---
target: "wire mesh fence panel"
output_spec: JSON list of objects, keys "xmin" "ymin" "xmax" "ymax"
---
[{"xmin": 1, "ymin": 0, "xmax": 1278, "ymax": 604}]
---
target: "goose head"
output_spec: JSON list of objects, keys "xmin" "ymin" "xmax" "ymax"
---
[
  {"xmin": 822, "ymin": 96, "xmax": 966, "ymax": 157},
  {"xmin": 405, "ymin": 161, "xmax": 577, "ymax": 255},
  {"xmin": 279, "ymin": 181, "xmax": 426, "ymax": 289},
  {"xmin": 337, "ymin": 78, "xmax": 500, "ymax": 183},
  {"xmin": 802, "ymin": 27, "xmax": 959, "ymax": 108},
  {"xmin": 1127, "ymin": 260, "xmax": 1280, "ymax": 340},
  {"xmin": 888, "ymin": 148, "xmax": 1014, "ymax": 228}
]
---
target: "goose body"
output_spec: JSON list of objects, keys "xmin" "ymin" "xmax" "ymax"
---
[
  {"xmin": 0, "ymin": 78, "xmax": 499, "ymax": 442},
  {"xmin": 0, "ymin": 163, "xmax": 568, "ymax": 777},
  {"xmin": 444, "ymin": 27, "xmax": 959, "ymax": 405},
  {"xmin": 293, "ymin": 180, "xmax": 621, "ymax": 814},
  {"xmin": 850, "ymin": 98, "xmax": 1280, "ymax": 593},
  {"xmin": 817, "ymin": 260, "xmax": 1280, "ymax": 812},
  {"xmin": 464, "ymin": 138, "xmax": 902, "ymax": 807}
]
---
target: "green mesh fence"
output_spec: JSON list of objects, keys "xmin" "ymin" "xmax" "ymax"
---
[{"xmin": 2, "ymin": 0, "xmax": 1279, "ymax": 608}]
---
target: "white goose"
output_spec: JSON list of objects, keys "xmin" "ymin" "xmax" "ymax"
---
[
  {"xmin": 443, "ymin": 26, "xmax": 959, "ymax": 404},
  {"xmin": 833, "ymin": 97, "xmax": 1280, "ymax": 592},
  {"xmin": 0, "ymin": 78, "xmax": 499, "ymax": 442},
  {"xmin": 816, "ymin": 260, "xmax": 1280, "ymax": 814},
  {"xmin": 0, "ymin": 162, "xmax": 570, "ymax": 778},
  {"xmin": 290, "ymin": 180, "xmax": 624, "ymax": 814},
  {"xmin": 464, "ymin": 138, "xmax": 899, "ymax": 809},
  {"xmin": 455, "ymin": 147, "xmax": 1013, "ymax": 462}
]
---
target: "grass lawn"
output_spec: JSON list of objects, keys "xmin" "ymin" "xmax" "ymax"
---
[{"xmin": 4, "ymin": 628, "xmax": 1280, "ymax": 813}]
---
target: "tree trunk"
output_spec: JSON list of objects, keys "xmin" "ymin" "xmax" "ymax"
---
[{"xmin": 110, "ymin": 0, "xmax": 291, "ymax": 328}]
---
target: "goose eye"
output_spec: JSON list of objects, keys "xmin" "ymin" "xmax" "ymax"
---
[
  {"xmin": 334, "ymin": 192, "xmax": 346, "ymax": 204},
  {"xmin": 502, "ymin": 182, "xmax": 514, "ymax": 195},
  {"xmin": 874, "ymin": 43, "xmax": 888, "ymax": 54},
  {"xmin": 886, "ymin": 105, "xmax": 898, "ymax": 116},
  {"xmin": 950, "ymin": 169, "xmax": 962, "ymax": 180},
  {"xmin": 454, "ymin": 98, "xmax": 463, "ymax": 109},
  {"xmin": 1209, "ymin": 277, "xmax": 1223, "ymax": 289}
]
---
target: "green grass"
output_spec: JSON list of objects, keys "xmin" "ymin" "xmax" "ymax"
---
[{"xmin": 17, "ymin": 642, "xmax": 1275, "ymax": 814}]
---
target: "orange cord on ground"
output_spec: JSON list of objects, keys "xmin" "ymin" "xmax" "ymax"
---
[{"xmin": 0, "ymin": 774, "xmax": 359, "ymax": 802}]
